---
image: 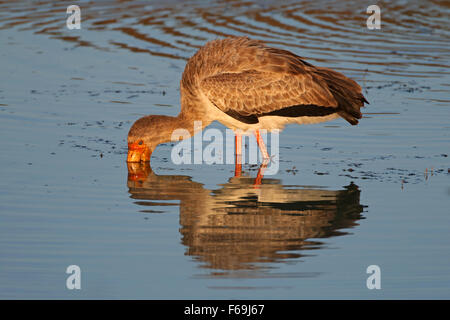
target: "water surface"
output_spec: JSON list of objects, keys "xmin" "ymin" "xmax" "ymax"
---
[{"xmin": 0, "ymin": 0, "xmax": 449, "ymax": 299}]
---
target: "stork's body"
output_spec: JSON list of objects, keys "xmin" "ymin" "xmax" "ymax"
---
[{"xmin": 127, "ymin": 37, "xmax": 368, "ymax": 164}]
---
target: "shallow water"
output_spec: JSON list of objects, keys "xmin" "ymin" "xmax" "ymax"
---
[{"xmin": 0, "ymin": 0, "xmax": 449, "ymax": 299}]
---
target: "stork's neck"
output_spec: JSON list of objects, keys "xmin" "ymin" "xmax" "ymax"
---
[
  {"xmin": 170, "ymin": 112, "xmax": 206, "ymax": 139},
  {"xmin": 151, "ymin": 104, "xmax": 209, "ymax": 146}
]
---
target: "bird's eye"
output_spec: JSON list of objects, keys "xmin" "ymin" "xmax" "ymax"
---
[{"xmin": 138, "ymin": 140, "xmax": 143, "ymax": 145}]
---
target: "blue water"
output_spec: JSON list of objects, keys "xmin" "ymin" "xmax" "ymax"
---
[{"xmin": 0, "ymin": 0, "xmax": 449, "ymax": 299}]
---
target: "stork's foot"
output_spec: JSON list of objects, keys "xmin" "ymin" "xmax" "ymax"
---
[
  {"xmin": 234, "ymin": 131, "xmax": 242, "ymax": 177},
  {"xmin": 253, "ymin": 160, "xmax": 269, "ymax": 188},
  {"xmin": 234, "ymin": 157, "xmax": 242, "ymax": 177}
]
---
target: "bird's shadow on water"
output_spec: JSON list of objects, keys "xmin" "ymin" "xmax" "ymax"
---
[{"xmin": 126, "ymin": 162, "xmax": 367, "ymax": 279}]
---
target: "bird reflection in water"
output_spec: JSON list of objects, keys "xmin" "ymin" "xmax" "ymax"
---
[{"xmin": 127, "ymin": 163, "xmax": 366, "ymax": 278}]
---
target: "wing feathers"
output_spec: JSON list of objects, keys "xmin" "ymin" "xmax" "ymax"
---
[
  {"xmin": 195, "ymin": 37, "xmax": 368, "ymax": 125},
  {"xmin": 201, "ymin": 71, "xmax": 338, "ymax": 117}
]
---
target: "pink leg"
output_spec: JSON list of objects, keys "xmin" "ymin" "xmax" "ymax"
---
[
  {"xmin": 253, "ymin": 162, "xmax": 268, "ymax": 188},
  {"xmin": 254, "ymin": 130, "xmax": 269, "ymax": 160},
  {"xmin": 234, "ymin": 132, "xmax": 242, "ymax": 177}
]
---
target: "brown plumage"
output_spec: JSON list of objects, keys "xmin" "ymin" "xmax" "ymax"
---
[{"xmin": 127, "ymin": 37, "xmax": 368, "ymax": 162}]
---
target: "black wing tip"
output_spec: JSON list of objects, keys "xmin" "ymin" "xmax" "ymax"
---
[
  {"xmin": 263, "ymin": 104, "xmax": 336, "ymax": 118},
  {"xmin": 225, "ymin": 109, "xmax": 259, "ymax": 124},
  {"xmin": 362, "ymin": 96, "xmax": 369, "ymax": 105},
  {"xmin": 338, "ymin": 111, "xmax": 360, "ymax": 125}
]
